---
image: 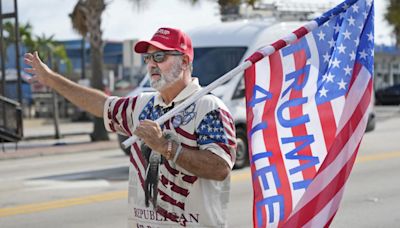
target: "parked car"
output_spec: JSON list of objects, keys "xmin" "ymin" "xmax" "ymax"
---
[
  {"xmin": 375, "ymin": 84, "xmax": 400, "ymax": 105},
  {"xmin": 118, "ymin": 19, "xmax": 376, "ymax": 168}
]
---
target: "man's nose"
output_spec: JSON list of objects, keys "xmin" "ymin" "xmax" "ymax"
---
[{"xmin": 147, "ymin": 61, "xmax": 158, "ymax": 71}]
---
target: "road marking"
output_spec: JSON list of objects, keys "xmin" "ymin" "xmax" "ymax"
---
[
  {"xmin": 23, "ymin": 180, "xmax": 110, "ymax": 191},
  {"xmin": 1, "ymin": 151, "xmax": 399, "ymax": 218},
  {"xmin": 0, "ymin": 191, "xmax": 127, "ymax": 218},
  {"xmin": 356, "ymin": 151, "xmax": 400, "ymax": 163}
]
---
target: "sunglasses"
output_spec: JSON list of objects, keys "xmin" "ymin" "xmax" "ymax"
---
[{"xmin": 143, "ymin": 51, "xmax": 184, "ymax": 64}]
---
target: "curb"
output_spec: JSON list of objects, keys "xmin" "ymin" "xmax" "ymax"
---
[{"xmin": 0, "ymin": 139, "xmax": 120, "ymax": 160}]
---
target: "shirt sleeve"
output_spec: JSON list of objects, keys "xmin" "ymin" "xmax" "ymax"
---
[
  {"xmin": 103, "ymin": 96, "xmax": 138, "ymax": 136},
  {"xmin": 195, "ymin": 108, "xmax": 237, "ymax": 169}
]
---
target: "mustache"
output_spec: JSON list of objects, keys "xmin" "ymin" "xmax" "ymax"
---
[{"xmin": 150, "ymin": 67, "xmax": 161, "ymax": 75}]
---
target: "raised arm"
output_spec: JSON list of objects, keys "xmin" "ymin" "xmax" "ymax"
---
[{"xmin": 24, "ymin": 52, "xmax": 108, "ymax": 117}]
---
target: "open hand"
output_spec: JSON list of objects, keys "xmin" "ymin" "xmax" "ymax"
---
[{"xmin": 23, "ymin": 51, "xmax": 54, "ymax": 86}]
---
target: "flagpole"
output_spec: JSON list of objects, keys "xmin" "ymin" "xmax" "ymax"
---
[{"xmin": 121, "ymin": 0, "xmax": 359, "ymax": 149}]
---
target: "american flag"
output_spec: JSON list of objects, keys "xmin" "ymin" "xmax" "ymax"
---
[
  {"xmin": 196, "ymin": 109, "xmax": 237, "ymax": 158},
  {"xmin": 244, "ymin": 0, "xmax": 374, "ymax": 227}
]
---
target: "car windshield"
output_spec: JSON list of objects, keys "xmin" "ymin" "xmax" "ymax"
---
[{"xmin": 192, "ymin": 47, "xmax": 247, "ymax": 86}]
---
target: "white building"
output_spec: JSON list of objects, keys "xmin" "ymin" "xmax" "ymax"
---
[{"xmin": 374, "ymin": 45, "xmax": 400, "ymax": 91}]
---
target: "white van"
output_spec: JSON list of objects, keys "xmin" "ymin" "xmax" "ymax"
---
[{"xmin": 118, "ymin": 19, "xmax": 375, "ymax": 168}]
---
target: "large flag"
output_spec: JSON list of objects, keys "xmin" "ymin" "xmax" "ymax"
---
[{"xmin": 244, "ymin": 0, "xmax": 374, "ymax": 227}]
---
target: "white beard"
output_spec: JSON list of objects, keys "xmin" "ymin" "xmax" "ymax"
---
[{"xmin": 150, "ymin": 57, "xmax": 183, "ymax": 91}]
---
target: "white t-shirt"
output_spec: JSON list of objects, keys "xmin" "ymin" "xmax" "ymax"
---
[{"xmin": 103, "ymin": 78, "xmax": 237, "ymax": 228}]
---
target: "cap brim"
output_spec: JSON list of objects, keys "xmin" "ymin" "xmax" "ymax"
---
[{"xmin": 134, "ymin": 40, "xmax": 176, "ymax": 53}]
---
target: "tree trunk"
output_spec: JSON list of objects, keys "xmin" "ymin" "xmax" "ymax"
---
[
  {"xmin": 48, "ymin": 51, "xmax": 61, "ymax": 139},
  {"xmin": 86, "ymin": 0, "xmax": 109, "ymax": 141},
  {"xmin": 52, "ymin": 90, "xmax": 61, "ymax": 139},
  {"xmin": 89, "ymin": 47, "xmax": 109, "ymax": 141}
]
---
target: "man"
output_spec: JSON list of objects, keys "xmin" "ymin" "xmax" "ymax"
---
[{"xmin": 24, "ymin": 27, "xmax": 236, "ymax": 227}]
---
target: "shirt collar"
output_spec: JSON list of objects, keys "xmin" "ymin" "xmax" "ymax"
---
[{"xmin": 154, "ymin": 78, "xmax": 202, "ymax": 108}]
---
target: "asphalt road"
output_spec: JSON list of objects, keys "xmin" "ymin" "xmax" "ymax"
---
[{"xmin": 0, "ymin": 106, "xmax": 399, "ymax": 228}]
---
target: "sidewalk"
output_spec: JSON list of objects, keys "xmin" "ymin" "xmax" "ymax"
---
[{"xmin": 0, "ymin": 118, "xmax": 120, "ymax": 160}]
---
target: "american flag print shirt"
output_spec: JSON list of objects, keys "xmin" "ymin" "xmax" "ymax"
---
[{"xmin": 103, "ymin": 78, "xmax": 237, "ymax": 228}]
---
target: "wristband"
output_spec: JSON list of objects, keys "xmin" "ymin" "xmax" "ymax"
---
[
  {"xmin": 173, "ymin": 143, "xmax": 183, "ymax": 163},
  {"xmin": 165, "ymin": 140, "xmax": 173, "ymax": 160}
]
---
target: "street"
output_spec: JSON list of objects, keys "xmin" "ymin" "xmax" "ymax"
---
[{"xmin": 0, "ymin": 106, "xmax": 400, "ymax": 228}]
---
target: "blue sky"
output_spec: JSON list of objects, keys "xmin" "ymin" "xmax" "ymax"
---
[{"xmin": 8, "ymin": 0, "xmax": 393, "ymax": 45}]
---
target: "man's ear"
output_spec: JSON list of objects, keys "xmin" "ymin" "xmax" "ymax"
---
[{"xmin": 182, "ymin": 55, "xmax": 190, "ymax": 70}]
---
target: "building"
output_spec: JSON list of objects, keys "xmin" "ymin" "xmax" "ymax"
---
[
  {"xmin": 222, "ymin": 0, "xmax": 337, "ymax": 22},
  {"xmin": 374, "ymin": 45, "xmax": 400, "ymax": 91},
  {"xmin": 32, "ymin": 39, "xmax": 127, "ymax": 119}
]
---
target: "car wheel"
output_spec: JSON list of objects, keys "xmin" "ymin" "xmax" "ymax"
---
[
  {"xmin": 234, "ymin": 127, "xmax": 249, "ymax": 169},
  {"xmin": 117, "ymin": 134, "xmax": 131, "ymax": 155},
  {"xmin": 365, "ymin": 112, "xmax": 376, "ymax": 132}
]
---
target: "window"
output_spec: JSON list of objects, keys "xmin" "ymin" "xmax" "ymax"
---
[
  {"xmin": 394, "ymin": 74, "xmax": 400, "ymax": 85},
  {"xmin": 192, "ymin": 47, "xmax": 247, "ymax": 86}
]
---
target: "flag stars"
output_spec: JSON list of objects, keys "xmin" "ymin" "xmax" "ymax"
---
[
  {"xmin": 326, "ymin": 73, "xmax": 335, "ymax": 82},
  {"xmin": 343, "ymin": 30, "xmax": 352, "ymax": 40},
  {"xmin": 177, "ymin": 172, "xmax": 185, "ymax": 180},
  {"xmin": 331, "ymin": 58, "xmax": 341, "ymax": 68},
  {"xmin": 342, "ymin": 3, "xmax": 349, "ymax": 10},
  {"xmin": 337, "ymin": 43, "xmax": 347, "ymax": 54},
  {"xmin": 317, "ymin": 30, "xmax": 326, "ymax": 40},
  {"xmin": 334, "ymin": 24, "xmax": 340, "ymax": 34},
  {"xmin": 352, "ymin": 4, "xmax": 359, "ymax": 13},
  {"xmin": 349, "ymin": 51, "xmax": 356, "ymax": 61},
  {"xmin": 338, "ymin": 79, "xmax": 347, "ymax": 90},
  {"xmin": 367, "ymin": 32, "xmax": 374, "ymax": 42},
  {"xmin": 363, "ymin": 11, "xmax": 368, "ymax": 19},
  {"xmin": 319, "ymin": 87, "xmax": 328, "ymax": 97},
  {"xmin": 322, "ymin": 73, "xmax": 334, "ymax": 83},
  {"xmin": 344, "ymin": 65, "xmax": 352, "ymax": 76},
  {"xmin": 165, "ymin": 182, "xmax": 173, "ymax": 190},
  {"xmin": 347, "ymin": 16, "xmax": 355, "ymax": 26},
  {"xmin": 355, "ymin": 37, "xmax": 360, "ymax": 46},
  {"xmin": 359, "ymin": 50, "xmax": 368, "ymax": 59},
  {"xmin": 323, "ymin": 52, "xmax": 331, "ymax": 62},
  {"xmin": 328, "ymin": 38, "xmax": 335, "ymax": 48}
]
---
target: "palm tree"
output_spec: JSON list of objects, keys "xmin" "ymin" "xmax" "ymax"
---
[
  {"xmin": 1, "ymin": 21, "xmax": 35, "ymax": 65},
  {"xmin": 33, "ymin": 34, "xmax": 72, "ymax": 72},
  {"xmin": 180, "ymin": 0, "xmax": 260, "ymax": 21},
  {"xmin": 69, "ymin": 0, "xmax": 154, "ymax": 141},
  {"xmin": 385, "ymin": 0, "xmax": 400, "ymax": 47},
  {"xmin": 3, "ymin": 21, "xmax": 34, "ymax": 46},
  {"xmin": 70, "ymin": 0, "xmax": 109, "ymax": 141}
]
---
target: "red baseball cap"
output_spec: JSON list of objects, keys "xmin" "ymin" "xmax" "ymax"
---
[{"xmin": 134, "ymin": 27, "xmax": 194, "ymax": 62}]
